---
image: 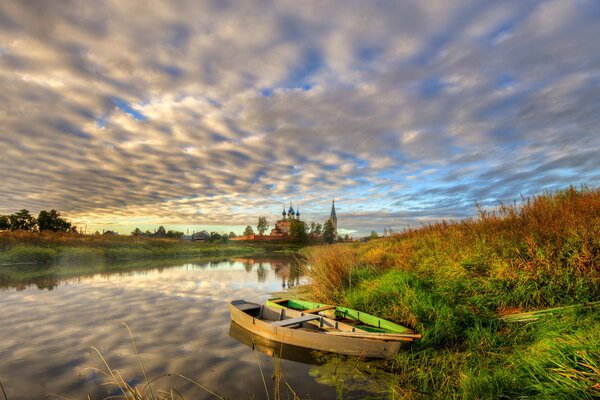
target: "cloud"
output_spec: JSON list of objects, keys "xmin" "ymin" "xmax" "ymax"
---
[{"xmin": 0, "ymin": 1, "xmax": 598, "ymax": 235}]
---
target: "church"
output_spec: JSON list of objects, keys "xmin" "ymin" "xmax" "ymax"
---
[
  {"xmin": 269, "ymin": 200, "xmax": 337, "ymax": 238},
  {"xmin": 269, "ymin": 203, "xmax": 301, "ymax": 237}
]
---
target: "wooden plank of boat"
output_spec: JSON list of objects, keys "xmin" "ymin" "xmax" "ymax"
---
[
  {"xmin": 327, "ymin": 331, "xmax": 422, "ymax": 341},
  {"xmin": 229, "ymin": 300, "xmax": 407, "ymax": 359},
  {"xmin": 303, "ymin": 305, "xmax": 336, "ymax": 314},
  {"xmin": 272, "ymin": 314, "xmax": 321, "ymax": 327}
]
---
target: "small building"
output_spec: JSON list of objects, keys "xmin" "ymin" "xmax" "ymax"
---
[
  {"xmin": 102, "ymin": 230, "xmax": 118, "ymax": 236},
  {"xmin": 191, "ymin": 230, "xmax": 210, "ymax": 242}
]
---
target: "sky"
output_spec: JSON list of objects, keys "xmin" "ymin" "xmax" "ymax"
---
[{"xmin": 0, "ymin": 1, "xmax": 599, "ymax": 236}]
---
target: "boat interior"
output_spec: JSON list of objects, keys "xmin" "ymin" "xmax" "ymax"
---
[
  {"xmin": 233, "ymin": 300, "xmax": 374, "ymax": 333},
  {"xmin": 268, "ymin": 298, "xmax": 397, "ymax": 333}
]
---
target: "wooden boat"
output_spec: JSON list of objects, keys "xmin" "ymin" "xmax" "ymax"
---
[
  {"xmin": 266, "ymin": 297, "xmax": 415, "ymax": 334},
  {"xmin": 229, "ymin": 299, "xmax": 420, "ymax": 359},
  {"xmin": 228, "ymin": 321, "xmax": 324, "ymax": 365}
]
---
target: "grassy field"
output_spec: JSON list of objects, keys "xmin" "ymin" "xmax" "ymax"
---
[
  {"xmin": 0, "ymin": 231, "xmax": 306, "ymax": 265},
  {"xmin": 303, "ymin": 187, "xmax": 599, "ymax": 399}
]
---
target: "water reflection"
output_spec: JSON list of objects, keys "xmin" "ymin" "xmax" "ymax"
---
[
  {"xmin": 0, "ymin": 254, "xmax": 304, "ymax": 292},
  {"xmin": 0, "ymin": 255, "xmax": 354, "ymax": 400},
  {"xmin": 228, "ymin": 321, "xmax": 325, "ymax": 365},
  {"xmin": 233, "ymin": 256, "xmax": 302, "ymax": 288}
]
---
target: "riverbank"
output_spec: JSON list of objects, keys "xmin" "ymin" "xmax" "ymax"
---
[
  {"xmin": 303, "ymin": 187, "xmax": 599, "ymax": 399},
  {"xmin": 0, "ymin": 231, "xmax": 306, "ymax": 265}
]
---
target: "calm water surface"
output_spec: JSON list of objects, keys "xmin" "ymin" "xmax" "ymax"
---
[{"xmin": 0, "ymin": 256, "xmax": 365, "ymax": 399}]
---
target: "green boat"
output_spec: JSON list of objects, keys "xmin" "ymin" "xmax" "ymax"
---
[{"xmin": 266, "ymin": 297, "xmax": 417, "ymax": 335}]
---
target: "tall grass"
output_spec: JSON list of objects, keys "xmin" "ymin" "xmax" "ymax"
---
[
  {"xmin": 303, "ymin": 187, "xmax": 600, "ymax": 399},
  {"xmin": 0, "ymin": 232, "xmax": 264, "ymax": 265},
  {"xmin": 84, "ymin": 324, "xmax": 225, "ymax": 400}
]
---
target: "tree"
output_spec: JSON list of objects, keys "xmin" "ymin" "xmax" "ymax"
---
[
  {"xmin": 154, "ymin": 226, "xmax": 167, "ymax": 237},
  {"xmin": 243, "ymin": 225, "xmax": 254, "ymax": 236},
  {"xmin": 290, "ymin": 219, "xmax": 308, "ymax": 242},
  {"xmin": 38, "ymin": 209, "xmax": 71, "ymax": 232},
  {"xmin": 369, "ymin": 230, "xmax": 379, "ymax": 240},
  {"xmin": 229, "ymin": 232, "xmax": 237, "ymax": 238},
  {"xmin": 309, "ymin": 222, "xmax": 317, "ymax": 237},
  {"xmin": 323, "ymin": 219, "xmax": 335, "ymax": 244},
  {"xmin": 257, "ymin": 216, "xmax": 269, "ymax": 235},
  {"xmin": 9, "ymin": 209, "xmax": 37, "ymax": 231},
  {"xmin": 344, "ymin": 234, "xmax": 350, "ymax": 241},
  {"xmin": 166, "ymin": 230, "xmax": 184, "ymax": 239},
  {"xmin": 310, "ymin": 222, "xmax": 323, "ymax": 238},
  {"xmin": 131, "ymin": 227, "xmax": 143, "ymax": 236},
  {"xmin": 0, "ymin": 215, "xmax": 9, "ymax": 230}
]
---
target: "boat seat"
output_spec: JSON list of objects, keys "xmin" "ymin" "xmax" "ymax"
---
[
  {"xmin": 232, "ymin": 301, "xmax": 262, "ymax": 312},
  {"xmin": 272, "ymin": 314, "xmax": 321, "ymax": 327}
]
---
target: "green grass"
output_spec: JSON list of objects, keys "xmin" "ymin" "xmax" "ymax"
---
[
  {"xmin": 302, "ymin": 187, "xmax": 600, "ymax": 399},
  {"xmin": 0, "ymin": 231, "xmax": 308, "ymax": 267}
]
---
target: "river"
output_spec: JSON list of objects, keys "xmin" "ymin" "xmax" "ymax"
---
[{"xmin": 0, "ymin": 255, "xmax": 371, "ymax": 399}]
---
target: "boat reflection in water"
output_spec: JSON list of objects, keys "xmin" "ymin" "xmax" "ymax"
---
[{"xmin": 228, "ymin": 321, "xmax": 325, "ymax": 365}]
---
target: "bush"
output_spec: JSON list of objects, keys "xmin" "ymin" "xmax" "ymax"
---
[{"xmin": 3, "ymin": 245, "xmax": 57, "ymax": 264}]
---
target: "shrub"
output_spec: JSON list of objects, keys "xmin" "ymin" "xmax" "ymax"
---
[{"xmin": 3, "ymin": 245, "xmax": 57, "ymax": 264}]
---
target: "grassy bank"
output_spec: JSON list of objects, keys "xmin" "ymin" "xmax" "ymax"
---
[
  {"xmin": 304, "ymin": 187, "xmax": 599, "ymax": 399},
  {"xmin": 0, "ymin": 231, "xmax": 305, "ymax": 266}
]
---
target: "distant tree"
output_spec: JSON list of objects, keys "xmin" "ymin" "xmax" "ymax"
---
[
  {"xmin": 309, "ymin": 222, "xmax": 317, "ymax": 236},
  {"xmin": 257, "ymin": 217, "xmax": 269, "ymax": 235},
  {"xmin": 243, "ymin": 225, "xmax": 254, "ymax": 236},
  {"xmin": 94, "ymin": 230, "xmax": 101, "ymax": 236},
  {"xmin": 38, "ymin": 209, "xmax": 71, "ymax": 232},
  {"xmin": 344, "ymin": 234, "xmax": 350, "ymax": 241},
  {"xmin": 154, "ymin": 226, "xmax": 167, "ymax": 237},
  {"xmin": 209, "ymin": 232, "xmax": 222, "ymax": 242},
  {"xmin": 0, "ymin": 215, "xmax": 9, "ymax": 230},
  {"xmin": 9, "ymin": 209, "xmax": 37, "ymax": 231},
  {"xmin": 313, "ymin": 222, "xmax": 322, "ymax": 238},
  {"xmin": 131, "ymin": 227, "xmax": 143, "ymax": 236},
  {"xmin": 323, "ymin": 219, "xmax": 335, "ymax": 244},
  {"xmin": 229, "ymin": 232, "xmax": 237, "ymax": 238},
  {"xmin": 290, "ymin": 219, "xmax": 308, "ymax": 243},
  {"xmin": 309, "ymin": 221, "xmax": 323, "ymax": 238},
  {"xmin": 144, "ymin": 230, "xmax": 153, "ymax": 236},
  {"xmin": 369, "ymin": 230, "xmax": 379, "ymax": 240},
  {"xmin": 166, "ymin": 230, "xmax": 184, "ymax": 239}
]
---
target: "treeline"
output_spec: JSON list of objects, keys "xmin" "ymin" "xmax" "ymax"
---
[
  {"xmin": 0, "ymin": 209, "xmax": 75, "ymax": 232},
  {"xmin": 130, "ymin": 226, "xmax": 237, "ymax": 243},
  {"xmin": 129, "ymin": 226, "xmax": 184, "ymax": 239},
  {"xmin": 246, "ymin": 217, "xmax": 344, "ymax": 243}
]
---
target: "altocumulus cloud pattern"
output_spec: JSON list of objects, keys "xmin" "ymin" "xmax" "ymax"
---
[{"xmin": 0, "ymin": 1, "xmax": 598, "ymax": 235}]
